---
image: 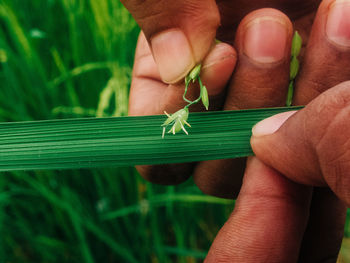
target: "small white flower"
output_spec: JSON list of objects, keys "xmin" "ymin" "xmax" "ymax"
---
[{"xmin": 161, "ymin": 108, "xmax": 191, "ymax": 138}]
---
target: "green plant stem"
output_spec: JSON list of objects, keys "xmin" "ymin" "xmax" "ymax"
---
[
  {"xmin": 184, "ymin": 77, "xmax": 204, "ymax": 109},
  {"xmin": 182, "ymin": 81, "xmax": 193, "ymax": 104}
]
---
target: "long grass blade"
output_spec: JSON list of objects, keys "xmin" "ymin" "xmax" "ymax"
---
[{"xmin": 0, "ymin": 107, "xmax": 302, "ymax": 171}]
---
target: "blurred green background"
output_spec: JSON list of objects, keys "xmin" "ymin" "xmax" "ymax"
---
[{"xmin": 0, "ymin": 0, "xmax": 349, "ymax": 262}]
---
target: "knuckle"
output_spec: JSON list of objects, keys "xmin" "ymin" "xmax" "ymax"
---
[
  {"xmin": 306, "ymin": 81, "xmax": 350, "ymax": 147},
  {"xmin": 314, "ymin": 103, "xmax": 350, "ymax": 203},
  {"xmin": 315, "ymin": 81, "xmax": 350, "ymax": 110},
  {"xmin": 183, "ymin": 0, "xmax": 220, "ymax": 27},
  {"xmin": 226, "ymin": 63, "xmax": 289, "ymax": 109},
  {"xmin": 127, "ymin": 0, "xmax": 220, "ymax": 36},
  {"xmin": 297, "ymin": 77, "xmax": 326, "ymax": 101}
]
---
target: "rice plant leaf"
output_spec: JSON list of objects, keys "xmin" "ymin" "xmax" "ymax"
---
[{"xmin": 0, "ymin": 107, "xmax": 302, "ymax": 171}]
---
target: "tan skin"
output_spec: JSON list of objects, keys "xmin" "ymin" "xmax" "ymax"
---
[{"xmin": 122, "ymin": 0, "xmax": 349, "ymax": 261}]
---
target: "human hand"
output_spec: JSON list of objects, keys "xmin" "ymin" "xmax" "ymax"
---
[
  {"xmin": 205, "ymin": 0, "xmax": 350, "ymax": 260},
  {"xmin": 125, "ymin": 0, "xmax": 350, "ymax": 260},
  {"xmin": 127, "ymin": 5, "xmax": 305, "ymax": 197},
  {"xmin": 206, "ymin": 81, "xmax": 350, "ymax": 262},
  {"xmin": 205, "ymin": 156, "xmax": 346, "ymax": 262},
  {"xmin": 121, "ymin": 0, "xmax": 320, "ymax": 83},
  {"xmin": 125, "ymin": 0, "xmax": 350, "ymax": 196},
  {"xmin": 125, "ymin": 0, "xmax": 348, "ymax": 199}
]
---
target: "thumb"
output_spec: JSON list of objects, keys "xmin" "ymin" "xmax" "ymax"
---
[
  {"xmin": 121, "ymin": 0, "xmax": 219, "ymax": 83},
  {"xmin": 251, "ymin": 81, "xmax": 350, "ymax": 205}
]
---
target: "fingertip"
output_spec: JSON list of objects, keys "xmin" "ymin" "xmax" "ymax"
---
[
  {"xmin": 235, "ymin": 8, "xmax": 293, "ymax": 64},
  {"xmin": 224, "ymin": 8, "xmax": 294, "ymax": 111},
  {"xmin": 201, "ymin": 43, "xmax": 237, "ymax": 96},
  {"xmin": 151, "ymin": 29, "xmax": 196, "ymax": 84},
  {"xmin": 251, "ymin": 111, "xmax": 297, "ymax": 138}
]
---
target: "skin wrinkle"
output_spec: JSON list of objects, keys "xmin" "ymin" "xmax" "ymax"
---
[
  {"xmin": 300, "ymin": 108, "xmax": 323, "ymax": 180},
  {"xmin": 311, "ymin": 64, "xmax": 350, "ymax": 93},
  {"xmin": 237, "ymin": 191, "xmax": 310, "ymax": 210},
  {"xmin": 313, "ymin": 93, "xmax": 350, "ymax": 151},
  {"xmin": 205, "ymin": 157, "xmax": 311, "ymax": 263},
  {"xmin": 137, "ymin": 9, "xmax": 164, "ymax": 27},
  {"xmin": 295, "ymin": 10, "xmax": 350, "ymax": 103},
  {"xmin": 133, "ymin": 53, "xmax": 154, "ymax": 75},
  {"xmin": 215, "ymin": 0, "xmax": 320, "ymax": 43},
  {"xmin": 300, "ymin": 84, "xmax": 350, "ymax": 148},
  {"xmin": 202, "ymin": 54, "xmax": 237, "ymax": 70},
  {"xmin": 297, "ymin": 77, "xmax": 326, "ymax": 102},
  {"xmin": 122, "ymin": 0, "xmax": 166, "ymax": 21},
  {"xmin": 226, "ymin": 80, "xmax": 287, "ymax": 108},
  {"xmin": 321, "ymin": 132, "xmax": 350, "ymax": 165},
  {"xmin": 209, "ymin": 200, "xmax": 307, "ymax": 263},
  {"xmin": 316, "ymin": 104, "xmax": 350, "ymax": 202}
]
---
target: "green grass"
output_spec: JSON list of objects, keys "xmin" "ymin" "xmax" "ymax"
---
[
  {"xmin": 0, "ymin": 0, "xmax": 234, "ymax": 262},
  {"xmin": 0, "ymin": 1, "xmax": 349, "ymax": 262}
]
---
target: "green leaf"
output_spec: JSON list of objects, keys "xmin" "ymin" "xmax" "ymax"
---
[
  {"xmin": 291, "ymin": 31, "xmax": 302, "ymax": 57},
  {"xmin": 0, "ymin": 107, "xmax": 302, "ymax": 171}
]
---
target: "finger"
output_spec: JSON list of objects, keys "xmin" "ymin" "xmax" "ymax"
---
[
  {"xmin": 121, "ymin": 0, "xmax": 219, "ymax": 83},
  {"xmin": 129, "ymin": 32, "xmax": 237, "ymax": 116},
  {"xmin": 215, "ymin": 0, "xmax": 320, "ymax": 44},
  {"xmin": 205, "ymin": 157, "xmax": 312, "ymax": 263},
  {"xmin": 227, "ymin": 8, "xmax": 294, "ymax": 109},
  {"xmin": 294, "ymin": 0, "xmax": 350, "ymax": 105},
  {"xmin": 194, "ymin": 8, "xmax": 293, "ymax": 198},
  {"xmin": 251, "ymin": 81, "xmax": 350, "ymax": 205},
  {"xmin": 129, "ymin": 32, "xmax": 237, "ymax": 184},
  {"xmin": 298, "ymin": 187, "xmax": 346, "ymax": 262},
  {"xmin": 290, "ymin": 1, "xmax": 349, "ymax": 260}
]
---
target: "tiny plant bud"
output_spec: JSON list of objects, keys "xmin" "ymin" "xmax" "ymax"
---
[
  {"xmin": 291, "ymin": 31, "xmax": 302, "ymax": 57},
  {"xmin": 188, "ymin": 64, "xmax": 201, "ymax": 81},
  {"xmin": 286, "ymin": 31, "xmax": 302, "ymax": 106},
  {"xmin": 201, "ymin": 86, "xmax": 209, "ymax": 110},
  {"xmin": 290, "ymin": 56, "xmax": 299, "ymax": 80}
]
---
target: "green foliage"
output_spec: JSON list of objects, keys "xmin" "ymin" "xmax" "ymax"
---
[{"xmin": 0, "ymin": 1, "xmax": 232, "ymax": 262}]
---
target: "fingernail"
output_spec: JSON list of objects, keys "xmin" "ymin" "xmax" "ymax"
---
[
  {"xmin": 244, "ymin": 17, "xmax": 288, "ymax": 63},
  {"xmin": 252, "ymin": 111, "xmax": 297, "ymax": 137},
  {"xmin": 326, "ymin": 0, "xmax": 350, "ymax": 47},
  {"xmin": 151, "ymin": 29, "xmax": 195, "ymax": 83}
]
